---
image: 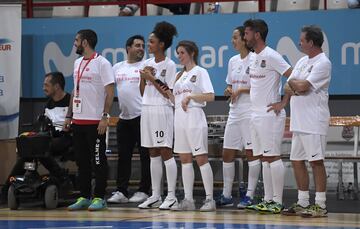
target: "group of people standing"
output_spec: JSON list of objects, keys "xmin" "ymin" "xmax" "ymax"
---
[{"xmin": 62, "ymin": 18, "xmax": 331, "ymax": 218}]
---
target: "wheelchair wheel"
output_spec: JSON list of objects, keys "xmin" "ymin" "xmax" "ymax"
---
[
  {"xmin": 8, "ymin": 185, "xmax": 19, "ymax": 210},
  {"xmin": 44, "ymin": 185, "xmax": 58, "ymax": 209}
]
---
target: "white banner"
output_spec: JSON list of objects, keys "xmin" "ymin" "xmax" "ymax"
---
[{"xmin": 0, "ymin": 4, "xmax": 21, "ymax": 139}]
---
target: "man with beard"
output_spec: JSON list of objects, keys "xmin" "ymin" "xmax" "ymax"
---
[
  {"xmin": 107, "ymin": 35, "xmax": 151, "ymax": 204},
  {"xmin": 1, "ymin": 72, "xmax": 71, "ymax": 203},
  {"xmin": 64, "ymin": 29, "xmax": 114, "ymax": 211},
  {"xmin": 243, "ymin": 19, "xmax": 292, "ymax": 214}
]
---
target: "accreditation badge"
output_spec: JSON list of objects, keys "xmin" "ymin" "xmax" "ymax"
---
[{"xmin": 72, "ymin": 97, "xmax": 82, "ymax": 114}]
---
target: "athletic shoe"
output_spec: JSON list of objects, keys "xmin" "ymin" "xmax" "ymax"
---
[
  {"xmin": 282, "ymin": 203, "xmax": 308, "ymax": 216},
  {"xmin": 237, "ymin": 196, "xmax": 253, "ymax": 209},
  {"xmin": 215, "ymin": 194, "xmax": 234, "ymax": 207},
  {"xmin": 261, "ymin": 201, "xmax": 284, "ymax": 214},
  {"xmin": 138, "ymin": 196, "xmax": 162, "ymax": 209},
  {"xmin": 107, "ymin": 191, "xmax": 129, "ymax": 203},
  {"xmin": 200, "ymin": 199, "xmax": 216, "ymax": 212},
  {"xmin": 301, "ymin": 204, "xmax": 328, "ymax": 218},
  {"xmin": 88, "ymin": 198, "xmax": 107, "ymax": 211},
  {"xmin": 171, "ymin": 199, "xmax": 196, "ymax": 211},
  {"xmin": 159, "ymin": 196, "xmax": 178, "ymax": 210},
  {"xmin": 129, "ymin": 192, "xmax": 149, "ymax": 203},
  {"xmin": 67, "ymin": 197, "xmax": 91, "ymax": 211},
  {"xmin": 246, "ymin": 200, "xmax": 271, "ymax": 212}
]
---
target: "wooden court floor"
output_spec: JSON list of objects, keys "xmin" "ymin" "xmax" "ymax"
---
[{"xmin": 0, "ymin": 206, "xmax": 359, "ymax": 229}]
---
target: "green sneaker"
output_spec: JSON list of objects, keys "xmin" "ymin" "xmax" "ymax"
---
[
  {"xmin": 301, "ymin": 204, "xmax": 327, "ymax": 218},
  {"xmin": 68, "ymin": 197, "xmax": 91, "ymax": 211},
  {"xmin": 265, "ymin": 201, "xmax": 284, "ymax": 214},
  {"xmin": 88, "ymin": 197, "xmax": 107, "ymax": 211},
  {"xmin": 282, "ymin": 203, "xmax": 308, "ymax": 216},
  {"xmin": 245, "ymin": 201, "xmax": 271, "ymax": 212}
]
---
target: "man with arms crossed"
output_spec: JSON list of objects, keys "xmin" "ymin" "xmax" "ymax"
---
[{"xmin": 282, "ymin": 25, "xmax": 331, "ymax": 218}]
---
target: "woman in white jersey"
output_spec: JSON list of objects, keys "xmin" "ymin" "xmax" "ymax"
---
[
  {"xmin": 165, "ymin": 40, "xmax": 216, "ymax": 211},
  {"xmin": 216, "ymin": 26, "xmax": 261, "ymax": 209},
  {"xmin": 138, "ymin": 21, "xmax": 178, "ymax": 210}
]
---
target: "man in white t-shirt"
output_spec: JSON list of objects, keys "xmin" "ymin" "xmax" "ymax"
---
[
  {"xmin": 243, "ymin": 19, "xmax": 292, "ymax": 214},
  {"xmin": 282, "ymin": 25, "xmax": 331, "ymax": 218},
  {"xmin": 107, "ymin": 35, "xmax": 151, "ymax": 204},
  {"xmin": 64, "ymin": 29, "xmax": 115, "ymax": 211}
]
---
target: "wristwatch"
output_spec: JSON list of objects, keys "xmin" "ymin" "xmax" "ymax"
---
[{"xmin": 101, "ymin": 112, "xmax": 110, "ymax": 120}]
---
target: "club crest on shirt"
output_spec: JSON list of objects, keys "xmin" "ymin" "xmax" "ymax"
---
[
  {"xmin": 236, "ymin": 66, "xmax": 242, "ymax": 73},
  {"xmin": 260, "ymin": 60, "xmax": 266, "ymax": 68},
  {"xmin": 160, "ymin": 69, "xmax": 166, "ymax": 77},
  {"xmin": 190, "ymin": 75, "xmax": 197, "ymax": 83},
  {"xmin": 246, "ymin": 66, "xmax": 250, "ymax": 74},
  {"xmin": 308, "ymin": 65, "xmax": 313, "ymax": 73}
]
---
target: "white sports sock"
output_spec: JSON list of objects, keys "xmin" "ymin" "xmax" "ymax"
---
[
  {"xmin": 200, "ymin": 163, "xmax": 214, "ymax": 200},
  {"xmin": 164, "ymin": 157, "xmax": 177, "ymax": 199},
  {"xmin": 297, "ymin": 190, "xmax": 310, "ymax": 207},
  {"xmin": 150, "ymin": 156, "xmax": 163, "ymax": 198},
  {"xmin": 270, "ymin": 159, "xmax": 285, "ymax": 204},
  {"xmin": 262, "ymin": 161, "xmax": 273, "ymax": 202},
  {"xmin": 181, "ymin": 163, "xmax": 194, "ymax": 201},
  {"xmin": 315, "ymin": 192, "xmax": 326, "ymax": 209},
  {"xmin": 246, "ymin": 159, "xmax": 261, "ymax": 198},
  {"xmin": 222, "ymin": 161, "xmax": 235, "ymax": 198}
]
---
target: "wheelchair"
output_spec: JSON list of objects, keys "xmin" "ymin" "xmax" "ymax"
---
[{"xmin": 7, "ymin": 115, "xmax": 75, "ymax": 210}]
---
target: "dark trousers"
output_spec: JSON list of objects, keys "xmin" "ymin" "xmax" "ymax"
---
[
  {"xmin": 72, "ymin": 124, "xmax": 108, "ymax": 199},
  {"xmin": 116, "ymin": 116, "xmax": 150, "ymax": 197}
]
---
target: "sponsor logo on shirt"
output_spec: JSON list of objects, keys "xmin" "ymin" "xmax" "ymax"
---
[
  {"xmin": 190, "ymin": 75, "xmax": 197, "ymax": 83},
  {"xmin": 250, "ymin": 74, "xmax": 265, "ymax": 79},
  {"xmin": 116, "ymin": 75, "xmax": 140, "ymax": 83},
  {"xmin": 174, "ymin": 89, "xmax": 192, "ymax": 96},
  {"xmin": 246, "ymin": 66, "xmax": 250, "ymax": 74},
  {"xmin": 231, "ymin": 80, "xmax": 248, "ymax": 85},
  {"xmin": 160, "ymin": 69, "xmax": 166, "ymax": 77}
]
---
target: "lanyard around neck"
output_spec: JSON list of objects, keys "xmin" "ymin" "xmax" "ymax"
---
[{"xmin": 76, "ymin": 52, "xmax": 97, "ymax": 97}]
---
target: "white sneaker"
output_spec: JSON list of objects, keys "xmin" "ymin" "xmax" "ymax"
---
[
  {"xmin": 107, "ymin": 191, "xmax": 128, "ymax": 203},
  {"xmin": 200, "ymin": 199, "xmax": 216, "ymax": 212},
  {"xmin": 159, "ymin": 196, "xmax": 178, "ymax": 210},
  {"xmin": 129, "ymin": 192, "xmax": 149, "ymax": 203},
  {"xmin": 138, "ymin": 196, "xmax": 162, "ymax": 209},
  {"xmin": 171, "ymin": 199, "xmax": 196, "ymax": 211}
]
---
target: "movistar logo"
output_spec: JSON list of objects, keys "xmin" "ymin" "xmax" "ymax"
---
[
  {"xmin": 43, "ymin": 42, "xmax": 78, "ymax": 77},
  {"xmin": 0, "ymin": 38, "xmax": 12, "ymax": 51},
  {"xmin": 276, "ymin": 32, "xmax": 329, "ymax": 66}
]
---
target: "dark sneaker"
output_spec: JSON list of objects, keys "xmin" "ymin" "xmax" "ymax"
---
[
  {"xmin": 215, "ymin": 194, "xmax": 234, "ymax": 207},
  {"xmin": 301, "ymin": 204, "xmax": 328, "ymax": 218},
  {"xmin": 282, "ymin": 203, "xmax": 308, "ymax": 216},
  {"xmin": 237, "ymin": 196, "xmax": 253, "ymax": 209}
]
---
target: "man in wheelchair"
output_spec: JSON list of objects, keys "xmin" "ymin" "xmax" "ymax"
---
[{"xmin": 1, "ymin": 72, "xmax": 73, "ymax": 207}]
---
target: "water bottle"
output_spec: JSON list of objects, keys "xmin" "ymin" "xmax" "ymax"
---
[
  {"xmin": 239, "ymin": 181, "xmax": 247, "ymax": 199},
  {"xmin": 347, "ymin": 182, "xmax": 354, "ymax": 200}
]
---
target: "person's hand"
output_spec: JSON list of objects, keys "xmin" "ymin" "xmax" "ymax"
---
[
  {"xmin": 224, "ymin": 87, "xmax": 232, "ymax": 97},
  {"xmin": 230, "ymin": 89, "xmax": 240, "ymax": 104},
  {"xmin": 97, "ymin": 119, "xmax": 108, "ymax": 135},
  {"xmin": 140, "ymin": 67, "xmax": 155, "ymax": 81},
  {"xmin": 267, "ymin": 102, "xmax": 285, "ymax": 115},
  {"xmin": 159, "ymin": 85, "xmax": 170, "ymax": 98},
  {"xmin": 181, "ymin": 96, "xmax": 191, "ymax": 111},
  {"xmin": 63, "ymin": 118, "xmax": 71, "ymax": 132}
]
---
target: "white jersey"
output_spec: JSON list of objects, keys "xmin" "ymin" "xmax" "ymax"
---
[
  {"xmin": 72, "ymin": 54, "xmax": 114, "ymax": 121},
  {"xmin": 226, "ymin": 52, "xmax": 254, "ymax": 113},
  {"xmin": 249, "ymin": 46, "xmax": 291, "ymax": 115},
  {"xmin": 113, "ymin": 60, "xmax": 143, "ymax": 120},
  {"xmin": 173, "ymin": 65, "xmax": 214, "ymax": 109},
  {"xmin": 142, "ymin": 57, "xmax": 176, "ymax": 106},
  {"xmin": 289, "ymin": 52, "xmax": 331, "ymax": 135}
]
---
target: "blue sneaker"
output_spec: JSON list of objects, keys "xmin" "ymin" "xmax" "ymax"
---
[
  {"xmin": 88, "ymin": 197, "xmax": 107, "ymax": 211},
  {"xmin": 67, "ymin": 197, "xmax": 91, "ymax": 211},
  {"xmin": 237, "ymin": 196, "xmax": 253, "ymax": 209},
  {"xmin": 215, "ymin": 194, "xmax": 234, "ymax": 207}
]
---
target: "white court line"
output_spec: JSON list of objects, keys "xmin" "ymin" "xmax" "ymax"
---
[{"xmin": 28, "ymin": 226, "xmax": 113, "ymax": 229}]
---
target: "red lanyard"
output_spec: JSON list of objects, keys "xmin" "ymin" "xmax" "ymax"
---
[{"xmin": 76, "ymin": 52, "xmax": 97, "ymax": 97}]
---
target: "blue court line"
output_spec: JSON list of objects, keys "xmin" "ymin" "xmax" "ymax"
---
[{"xmin": 0, "ymin": 220, "xmax": 359, "ymax": 229}]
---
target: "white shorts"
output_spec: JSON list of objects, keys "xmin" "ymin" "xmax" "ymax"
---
[
  {"xmin": 174, "ymin": 107, "xmax": 208, "ymax": 156},
  {"xmin": 140, "ymin": 105, "xmax": 174, "ymax": 148},
  {"xmin": 251, "ymin": 113, "xmax": 285, "ymax": 157},
  {"xmin": 290, "ymin": 132, "xmax": 326, "ymax": 162},
  {"xmin": 223, "ymin": 111, "xmax": 252, "ymax": 150}
]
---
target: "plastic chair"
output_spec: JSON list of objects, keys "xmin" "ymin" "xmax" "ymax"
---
[
  {"xmin": 88, "ymin": 5, "xmax": 120, "ymax": 17},
  {"xmin": 52, "ymin": 6, "xmax": 84, "ymax": 17}
]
